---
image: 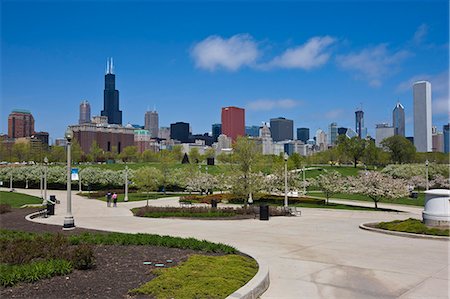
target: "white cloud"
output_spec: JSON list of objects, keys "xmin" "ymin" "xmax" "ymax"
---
[
  {"xmin": 433, "ymin": 96, "xmax": 450, "ymax": 116},
  {"xmin": 247, "ymin": 98, "xmax": 300, "ymax": 111},
  {"xmin": 397, "ymin": 71, "xmax": 448, "ymax": 94},
  {"xmin": 191, "ymin": 34, "xmax": 259, "ymax": 71},
  {"xmin": 324, "ymin": 109, "xmax": 344, "ymax": 120},
  {"xmin": 336, "ymin": 44, "xmax": 411, "ymax": 87},
  {"xmin": 413, "ymin": 24, "xmax": 428, "ymax": 45},
  {"xmin": 267, "ymin": 36, "xmax": 335, "ymax": 70}
]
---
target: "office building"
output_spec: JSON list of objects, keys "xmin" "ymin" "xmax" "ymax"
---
[
  {"xmin": 328, "ymin": 122, "xmax": 338, "ymax": 146},
  {"xmin": 246, "ymin": 126, "xmax": 260, "ymax": 137},
  {"xmin": 31, "ymin": 131, "xmax": 49, "ymax": 149},
  {"xmin": 270, "ymin": 117, "xmax": 293, "ymax": 142},
  {"xmin": 170, "ymin": 122, "xmax": 190, "ymax": 143},
  {"xmin": 101, "ymin": 58, "xmax": 122, "ymax": 125},
  {"xmin": 444, "ymin": 124, "xmax": 449, "ymax": 153},
  {"xmin": 297, "ymin": 128, "xmax": 310, "ymax": 143},
  {"xmin": 79, "ymin": 100, "xmax": 91, "ymax": 124},
  {"xmin": 413, "ymin": 81, "xmax": 432, "ymax": 152},
  {"xmin": 212, "ymin": 123, "xmax": 222, "ymax": 142},
  {"xmin": 337, "ymin": 127, "xmax": 348, "ymax": 136},
  {"xmin": 260, "ymin": 123, "xmax": 273, "ymax": 155},
  {"xmin": 158, "ymin": 127, "xmax": 170, "ymax": 140},
  {"xmin": 8, "ymin": 109, "xmax": 35, "ymax": 139},
  {"xmin": 355, "ymin": 109, "xmax": 365, "ymax": 138},
  {"xmin": 70, "ymin": 123, "xmax": 134, "ymax": 154},
  {"xmin": 393, "ymin": 102, "xmax": 405, "ymax": 137},
  {"xmin": 375, "ymin": 123, "xmax": 395, "ymax": 147},
  {"xmin": 144, "ymin": 110, "xmax": 159, "ymax": 138},
  {"xmin": 221, "ymin": 106, "xmax": 245, "ymax": 142},
  {"xmin": 315, "ymin": 129, "xmax": 327, "ymax": 151}
]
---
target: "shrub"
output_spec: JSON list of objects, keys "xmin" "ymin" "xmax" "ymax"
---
[
  {"xmin": 0, "ymin": 204, "xmax": 11, "ymax": 214},
  {"xmin": 70, "ymin": 244, "xmax": 95, "ymax": 270},
  {"xmin": 377, "ymin": 218, "xmax": 449, "ymax": 236}
]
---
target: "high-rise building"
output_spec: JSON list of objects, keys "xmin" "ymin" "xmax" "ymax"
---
[
  {"xmin": 297, "ymin": 128, "xmax": 309, "ymax": 143},
  {"xmin": 101, "ymin": 58, "xmax": 122, "ymax": 125},
  {"xmin": 79, "ymin": 100, "xmax": 91, "ymax": 124},
  {"xmin": 315, "ymin": 129, "xmax": 327, "ymax": 151},
  {"xmin": 245, "ymin": 126, "xmax": 260, "ymax": 137},
  {"xmin": 444, "ymin": 124, "xmax": 449, "ymax": 153},
  {"xmin": 375, "ymin": 123, "xmax": 395, "ymax": 147},
  {"xmin": 393, "ymin": 102, "xmax": 405, "ymax": 137},
  {"xmin": 221, "ymin": 106, "xmax": 245, "ymax": 142},
  {"xmin": 327, "ymin": 122, "xmax": 338, "ymax": 145},
  {"xmin": 158, "ymin": 127, "xmax": 170, "ymax": 140},
  {"xmin": 413, "ymin": 81, "xmax": 432, "ymax": 152},
  {"xmin": 355, "ymin": 109, "xmax": 365, "ymax": 138},
  {"xmin": 144, "ymin": 110, "xmax": 159, "ymax": 138},
  {"xmin": 8, "ymin": 109, "xmax": 35, "ymax": 138},
  {"xmin": 170, "ymin": 122, "xmax": 190, "ymax": 143},
  {"xmin": 212, "ymin": 124, "xmax": 222, "ymax": 142},
  {"xmin": 270, "ymin": 117, "xmax": 293, "ymax": 142},
  {"xmin": 337, "ymin": 127, "xmax": 348, "ymax": 136},
  {"xmin": 260, "ymin": 123, "xmax": 273, "ymax": 155}
]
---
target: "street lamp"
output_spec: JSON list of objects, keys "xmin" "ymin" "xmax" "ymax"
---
[
  {"xmin": 425, "ymin": 159, "xmax": 429, "ymax": 191},
  {"xmin": 63, "ymin": 128, "xmax": 75, "ymax": 230},
  {"xmin": 43, "ymin": 156, "xmax": 48, "ymax": 204},
  {"xmin": 9, "ymin": 168, "xmax": 13, "ymax": 192},
  {"xmin": 302, "ymin": 166, "xmax": 306, "ymax": 195},
  {"xmin": 124, "ymin": 165, "xmax": 129, "ymax": 202},
  {"xmin": 284, "ymin": 152, "xmax": 289, "ymax": 209}
]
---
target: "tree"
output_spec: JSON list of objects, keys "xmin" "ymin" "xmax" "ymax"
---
[
  {"xmin": 313, "ymin": 171, "xmax": 344, "ymax": 204},
  {"xmin": 49, "ymin": 146, "xmax": 66, "ymax": 162},
  {"xmin": 171, "ymin": 145, "xmax": 184, "ymax": 162},
  {"xmin": 189, "ymin": 148, "xmax": 201, "ymax": 164},
  {"xmin": 12, "ymin": 141, "xmax": 30, "ymax": 162},
  {"xmin": 381, "ymin": 135, "xmax": 416, "ymax": 164},
  {"xmin": 142, "ymin": 150, "xmax": 159, "ymax": 162},
  {"xmin": 348, "ymin": 171, "xmax": 408, "ymax": 209},
  {"xmin": 336, "ymin": 136, "xmax": 366, "ymax": 167},
  {"xmin": 89, "ymin": 141, "xmax": 103, "ymax": 162},
  {"xmin": 71, "ymin": 140, "xmax": 83, "ymax": 163},
  {"xmin": 289, "ymin": 153, "xmax": 303, "ymax": 169},
  {"xmin": 119, "ymin": 146, "xmax": 139, "ymax": 163},
  {"xmin": 362, "ymin": 140, "xmax": 382, "ymax": 167},
  {"xmin": 133, "ymin": 167, "xmax": 162, "ymax": 206}
]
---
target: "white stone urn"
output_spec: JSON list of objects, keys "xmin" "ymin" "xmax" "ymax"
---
[{"xmin": 422, "ymin": 189, "xmax": 450, "ymax": 227}]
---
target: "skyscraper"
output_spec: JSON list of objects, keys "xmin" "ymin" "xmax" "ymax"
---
[
  {"xmin": 170, "ymin": 122, "xmax": 190, "ymax": 143},
  {"xmin": 221, "ymin": 106, "xmax": 245, "ymax": 142},
  {"xmin": 245, "ymin": 125, "xmax": 260, "ymax": 137},
  {"xmin": 270, "ymin": 117, "xmax": 293, "ymax": 142},
  {"xmin": 212, "ymin": 123, "xmax": 222, "ymax": 142},
  {"xmin": 8, "ymin": 109, "xmax": 35, "ymax": 138},
  {"xmin": 375, "ymin": 123, "xmax": 395, "ymax": 147},
  {"xmin": 413, "ymin": 81, "xmax": 432, "ymax": 152},
  {"xmin": 79, "ymin": 100, "xmax": 91, "ymax": 124},
  {"xmin": 297, "ymin": 128, "xmax": 310, "ymax": 143},
  {"xmin": 393, "ymin": 102, "xmax": 405, "ymax": 137},
  {"xmin": 101, "ymin": 58, "xmax": 122, "ymax": 125},
  {"xmin": 327, "ymin": 122, "xmax": 338, "ymax": 145},
  {"xmin": 444, "ymin": 124, "xmax": 449, "ymax": 153},
  {"xmin": 144, "ymin": 110, "xmax": 159, "ymax": 138},
  {"xmin": 355, "ymin": 109, "xmax": 364, "ymax": 138}
]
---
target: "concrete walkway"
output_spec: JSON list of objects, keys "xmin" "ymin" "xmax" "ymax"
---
[{"xmin": 6, "ymin": 188, "xmax": 449, "ymax": 298}]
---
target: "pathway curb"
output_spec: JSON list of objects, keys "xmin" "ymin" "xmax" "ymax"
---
[
  {"xmin": 359, "ymin": 222, "xmax": 449, "ymax": 241},
  {"xmin": 226, "ymin": 260, "xmax": 270, "ymax": 299}
]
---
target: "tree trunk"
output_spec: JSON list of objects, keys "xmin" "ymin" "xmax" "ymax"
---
[
  {"xmin": 374, "ymin": 200, "xmax": 378, "ymax": 209},
  {"xmin": 354, "ymin": 158, "xmax": 357, "ymax": 168}
]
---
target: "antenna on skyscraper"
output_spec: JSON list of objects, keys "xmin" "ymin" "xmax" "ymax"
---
[{"xmin": 110, "ymin": 57, "xmax": 114, "ymax": 74}]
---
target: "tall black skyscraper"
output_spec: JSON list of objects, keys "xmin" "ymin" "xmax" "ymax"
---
[
  {"xmin": 170, "ymin": 122, "xmax": 190, "ymax": 143},
  {"xmin": 101, "ymin": 58, "xmax": 122, "ymax": 125},
  {"xmin": 270, "ymin": 117, "xmax": 293, "ymax": 142}
]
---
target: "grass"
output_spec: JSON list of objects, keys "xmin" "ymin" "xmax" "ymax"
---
[
  {"xmin": 0, "ymin": 191, "xmax": 43, "ymax": 208},
  {"xmin": 0, "ymin": 259, "xmax": 73, "ymax": 287},
  {"xmin": 92, "ymin": 192, "xmax": 185, "ymax": 202},
  {"xmin": 376, "ymin": 218, "xmax": 449, "ymax": 236},
  {"xmin": 130, "ymin": 254, "xmax": 258, "ymax": 299},
  {"xmin": 311, "ymin": 192, "xmax": 425, "ymax": 207},
  {"xmin": 290, "ymin": 202, "xmax": 397, "ymax": 212}
]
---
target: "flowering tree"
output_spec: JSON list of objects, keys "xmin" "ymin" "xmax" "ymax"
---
[
  {"xmin": 430, "ymin": 175, "xmax": 450, "ymax": 189},
  {"xmin": 132, "ymin": 167, "xmax": 162, "ymax": 205},
  {"xmin": 348, "ymin": 171, "xmax": 409, "ymax": 209},
  {"xmin": 312, "ymin": 171, "xmax": 344, "ymax": 204}
]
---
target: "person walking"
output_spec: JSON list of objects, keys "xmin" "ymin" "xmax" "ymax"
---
[
  {"xmin": 106, "ymin": 191, "xmax": 112, "ymax": 207},
  {"xmin": 112, "ymin": 192, "xmax": 118, "ymax": 207}
]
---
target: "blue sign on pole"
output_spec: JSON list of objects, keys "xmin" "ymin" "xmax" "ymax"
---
[{"xmin": 71, "ymin": 168, "xmax": 79, "ymax": 181}]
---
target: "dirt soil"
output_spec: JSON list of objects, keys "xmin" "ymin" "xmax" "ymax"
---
[{"xmin": 0, "ymin": 208, "xmax": 219, "ymax": 299}]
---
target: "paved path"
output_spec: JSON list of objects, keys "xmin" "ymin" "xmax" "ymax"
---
[{"xmin": 7, "ymin": 188, "xmax": 449, "ymax": 298}]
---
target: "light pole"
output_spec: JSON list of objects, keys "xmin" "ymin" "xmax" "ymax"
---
[
  {"xmin": 284, "ymin": 153, "xmax": 288, "ymax": 209},
  {"xmin": 44, "ymin": 156, "xmax": 48, "ymax": 204},
  {"xmin": 425, "ymin": 159, "xmax": 429, "ymax": 191},
  {"xmin": 9, "ymin": 168, "xmax": 13, "ymax": 192},
  {"xmin": 124, "ymin": 165, "xmax": 129, "ymax": 202},
  {"xmin": 302, "ymin": 167, "xmax": 306, "ymax": 195},
  {"xmin": 40, "ymin": 168, "xmax": 43, "ymax": 199},
  {"xmin": 63, "ymin": 128, "xmax": 75, "ymax": 230}
]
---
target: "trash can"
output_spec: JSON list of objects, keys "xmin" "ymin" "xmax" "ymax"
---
[
  {"xmin": 211, "ymin": 199, "xmax": 218, "ymax": 209},
  {"xmin": 410, "ymin": 191, "xmax": 418, "ymax": 199},
  {"xmin": 47, "ymin": 195, "xmax": 56, "ymax": 215},
  {"xmin": 259, "ymin": 204, "xmax": 269, "ymax": 221}
]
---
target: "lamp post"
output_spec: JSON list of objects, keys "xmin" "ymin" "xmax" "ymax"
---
[
  {"xmin": 284, "ymin": 153, "xmax": 288, "ymax": 209},
  {"xmin": 425, "ymin": 159, "xmax": 429, "ymax": 191},
  {"xmin": 302, "ymin": 166, "xmax": 306, "ymax": 195},
  {"xmin": 9, "ymin": 168, "xmax": 13, "ymax": 192},
  {"xmin": 44, "ymin": 156, "xmax": 48, "ymax": 204},
  {"xmin": 124, "ymin": 165, "xmax": 129, "ymax": 202},
  {"xmin": 63, "ymin": 128, "xmax": 75, "ymax": 230},
  {"xmin": 40, "ymin": 169, "xmax": 43, "ymax": 199}
]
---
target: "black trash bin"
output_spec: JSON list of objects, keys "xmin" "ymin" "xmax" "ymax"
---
[
  {"xmin": 260, "ymin": 204, "xmax": 269, "ymax": 221},
  {"xmin": 47, "ymin": 195, "xmax": 56, "ymax": 215},
  {"xmin": 211, "ymin": 199, "xmax": 218, "ymax": 209},
  {"xmin": 410, "ymin": 191, "xmax": 418, "ymax": 199}
]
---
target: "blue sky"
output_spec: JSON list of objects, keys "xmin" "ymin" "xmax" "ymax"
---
[{"xmin": 1, "ymin": 0, "xmax": 449, "ymax": 142}]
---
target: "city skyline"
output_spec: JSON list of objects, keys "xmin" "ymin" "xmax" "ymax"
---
[{"xmin": 2, "ymin": 1, "xmax": 449, "ymax": 141}]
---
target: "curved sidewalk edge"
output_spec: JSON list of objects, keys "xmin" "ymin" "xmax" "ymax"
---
[
  {"xmin": 226, "ymin": 260, "xmax": 270, "ymax": 299},
  {"xmin": 359, "ymin": 222, "xmax": 449, "ymax": 241}
]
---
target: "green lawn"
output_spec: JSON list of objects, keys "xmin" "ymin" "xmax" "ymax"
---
[
  {"xmin": 92, "ymin": 192, "xmax": 185, "ymax": 202},
  {"xmin": 0, "ymin": 191, "xmax": 43, "ymax": 208},
  {"xmin": 376, "ymin": 218, "xmax": 449, "ymax": 236},
  {"xmin": 311, "ymin": 192, "xmax": 424, "ymax": 207},
  {"xmin": 130, "ymin": 254, "xmax": 258, "ymax": 299},
  {"xmin": 303, "ymin": 165, "xmax": 370, "ymax": 179},
  {"xmin": 290, "ymin": 202, "xmax": 397, "ymax": 212}
]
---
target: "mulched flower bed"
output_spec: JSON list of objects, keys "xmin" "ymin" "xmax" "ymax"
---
[{"xmin": 0, "ymin": 208, "xmax": 222, "ymax": 299}]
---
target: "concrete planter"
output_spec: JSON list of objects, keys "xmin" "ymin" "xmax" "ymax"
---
[{"xmin": 423, "ymin": 189, "xmax": 450, "ymax": 227}]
